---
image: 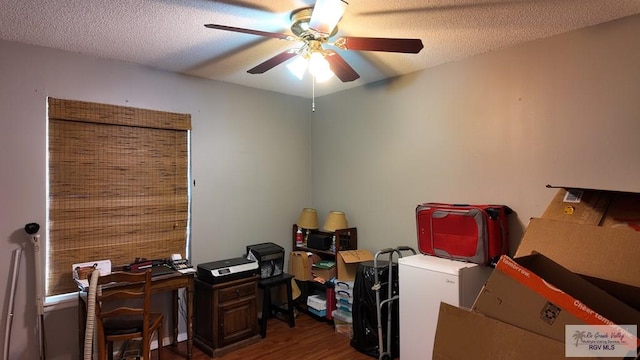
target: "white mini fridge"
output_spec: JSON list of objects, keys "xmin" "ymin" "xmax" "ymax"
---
[{"xmin": 398, "ymin": 254, "xmax": 492, "ymax": 360}]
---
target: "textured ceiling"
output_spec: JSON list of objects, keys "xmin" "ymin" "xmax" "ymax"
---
[{"xmin": 1, "ymin": 0, "xmax": 640, "ymax": 98}]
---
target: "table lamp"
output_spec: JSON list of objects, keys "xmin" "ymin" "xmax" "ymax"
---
[
  {"xmin": 323, "ymin": 211, "xmax": 348, "ymax": 253},
  {"xmin": 297, "ymin": 208, "xmax": 319, "ymax": 246},
  {"xmin": 323, "ymin": 211, "xmax": 348, "ymax": 232}
]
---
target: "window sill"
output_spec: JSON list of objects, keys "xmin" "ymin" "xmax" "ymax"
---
[{"xmin": 44, "ymin": 292, "xmax": 78, "ymax": 312}]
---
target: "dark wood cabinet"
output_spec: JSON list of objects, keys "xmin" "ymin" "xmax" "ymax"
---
[{"xmin": 194, "ymin": 275, "xmax": 261, "ymax": 357}]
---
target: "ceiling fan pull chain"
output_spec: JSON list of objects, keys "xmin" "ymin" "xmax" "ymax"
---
[{"xmin": 312, "ymin": 75, "xmax": 316, "ymax": 112}]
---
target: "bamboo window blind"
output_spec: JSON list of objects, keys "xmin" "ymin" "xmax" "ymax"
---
[{"xmin": 47, "ymin": 98, "xmax": 191, "ymax": 296}]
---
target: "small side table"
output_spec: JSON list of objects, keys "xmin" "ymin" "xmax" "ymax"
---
[{"xmin": 257, "ymin": 273, "xmax": 296, "ymax": 338}]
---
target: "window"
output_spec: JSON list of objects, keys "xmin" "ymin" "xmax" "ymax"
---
[{"xmin": 47, "ymin": 98, "xmax": 191, "ymax": 297}]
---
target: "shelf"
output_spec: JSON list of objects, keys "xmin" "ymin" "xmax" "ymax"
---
[
  {"xmin": 292, "ymin": 224, "xmax": 358, "ymax": 253},
  {"xmin": 293, "ymin": 246, "xmax": 335, "ymax": 256},
  {"xmin": 293, "ymin": 279, "xmax": 334, "ymax": 322},
  {"xmin": 291, "ymin": 224, "xmax": 357, "ymax": 321}
]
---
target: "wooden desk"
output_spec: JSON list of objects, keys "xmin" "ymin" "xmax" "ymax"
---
[{"xmin": 78, "ymin": 270, "xmax": 195, "ymax": 359}]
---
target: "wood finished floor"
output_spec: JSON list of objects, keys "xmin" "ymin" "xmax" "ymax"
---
[{"xmin": 157, "ymin": 311, "xmax": 376, "ymax": 360}]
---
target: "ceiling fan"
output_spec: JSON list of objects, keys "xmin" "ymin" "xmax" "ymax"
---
[{"xmin": 205, "ymin": 0, "xmax": 424, "ymax": 83}]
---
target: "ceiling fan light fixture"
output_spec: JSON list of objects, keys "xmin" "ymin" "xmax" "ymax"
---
[
  {"xmin": 308, "ymin": 52, "xmax": 333, "ymax": 82},
  {"xmin": 314, "ymin": 70, "xmax": 334, "ymax": 83},
  {"xmin": 286, "ymin": 52, "xmax": 334, "ymax": 82},
  {"xmin": 309, "ymin": 0, "xmax": 348, "ymax": 36},
  {"xmin": 286, "ymin": 56, "xmax": 308, "ymax": 80}
]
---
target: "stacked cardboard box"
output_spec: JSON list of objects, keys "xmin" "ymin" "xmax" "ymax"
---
[
  {"xmin": 433, "ymin": 187, "xmax": 640, "ymax": 360},
  {"xmin": 312, "ymin": 259, "xmax": 336, "ymax": 281}
]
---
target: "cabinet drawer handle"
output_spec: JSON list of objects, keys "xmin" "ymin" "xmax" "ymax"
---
[{"xmin": 236, "ymin": 289, "xmax": 240, "ymax": 297}]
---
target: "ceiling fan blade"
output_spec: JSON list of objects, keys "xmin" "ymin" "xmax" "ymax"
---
[
  {"xmin": 334, "ymin": 36, "xmax": 424, "ymax": 54},
  {"xmin": 247, "ymin": 50, "xmax": 299, "ymax": 74},
  {"xmin": 324, "ymin": 50, "xmax": 360, "ymax": 82},
  {"xmin": 309, "ymin": 0, "xmax": 348, "ymax": 36},
  {"xmin": 204, "ymin": 24, "xmax": 294, "ymax": 41}
]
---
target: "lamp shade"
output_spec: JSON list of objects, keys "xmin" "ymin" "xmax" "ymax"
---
[
  {"xmin": 297, "ymin": 208, "xmax": 319, "ymax": 229},
  {"xmin": 323, "ymin": 211, "xmax": 348, "ymax": 232}
]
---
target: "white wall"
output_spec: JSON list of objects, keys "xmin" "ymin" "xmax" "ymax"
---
[
  {"xmin": 0, "ymin": 40, "xmax": 311, "ymax": 359},
  {"xmin": 310, "ymin": 14, "xmax": 640, "ymax": 255}
]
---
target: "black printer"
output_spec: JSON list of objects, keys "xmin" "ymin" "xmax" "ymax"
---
[{"xmin": 197, "ymin": 257, "xmax": 258, "ymax": 284}]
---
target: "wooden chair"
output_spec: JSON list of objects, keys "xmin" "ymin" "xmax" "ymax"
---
[{"xmin": 95, "ymin": 270, "xmax": 163, "ymax": 360}]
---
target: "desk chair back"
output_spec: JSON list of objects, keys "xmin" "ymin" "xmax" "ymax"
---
[{"xmin": 95, "ymin": 270, "xmax": 163, "ymax": 360}]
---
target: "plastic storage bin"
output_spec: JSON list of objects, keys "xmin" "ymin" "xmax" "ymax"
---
[
  {"xmin": 307, "ymin": 294, "xmax": 327, "ymax": 310},
  {"xmin": 332, "ymin": 309, "xmax": 353, "ymax": 338}
]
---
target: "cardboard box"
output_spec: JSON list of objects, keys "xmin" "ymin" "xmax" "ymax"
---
[
  {"xmin": 311, "ymin": 266, "xmax": 336, "ymax": 281},
  {"xmin": 542, "ymin": 188, "xmax": 611, "ymax": 225},
  {"xmin": 521, "ymin": 185, "xmax": 640, "ymax": 311},
  {"xmin": 472, "ymin": 254, "xmax": 640, "ymax": 344},
  {"xmin": 433, "ymin": 186, "xmax": 640, "ymax": 359},
  {"xmin": 336, "ymin": 250, "xmax": 373, "ymax": 281},
  {"xmin": 288, "ymin": 251, "xmax": 312, "ymax": 281},
  {"xmin": 600, "ymin": 192, "xmax": 640, "ymax": 231},
  {"xmin": 543, "ymin": 186, "xmax": 640, "ymax": 231},
  {"xmin": 433, "ymin": 303, "xmax": 598, "ymax": 360},
  {"xmin": 515, "ymin": 217, "xmax": 640, "ymax": 292}
]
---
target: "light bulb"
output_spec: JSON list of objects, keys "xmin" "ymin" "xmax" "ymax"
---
[
  {"xmin": 308, "ymin": 52, "xmax": 328, "ymax": 74},
  {"xmin": 286, "ymin": 56, "xmax": 308, "ymax": 80},
  {"xmin": 308, "ymin": 53, "xmax": 333, "ymax": 82},
  {"xmin": 314, "ymin": 68, "xmax": 334, "ymax": 82}
]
